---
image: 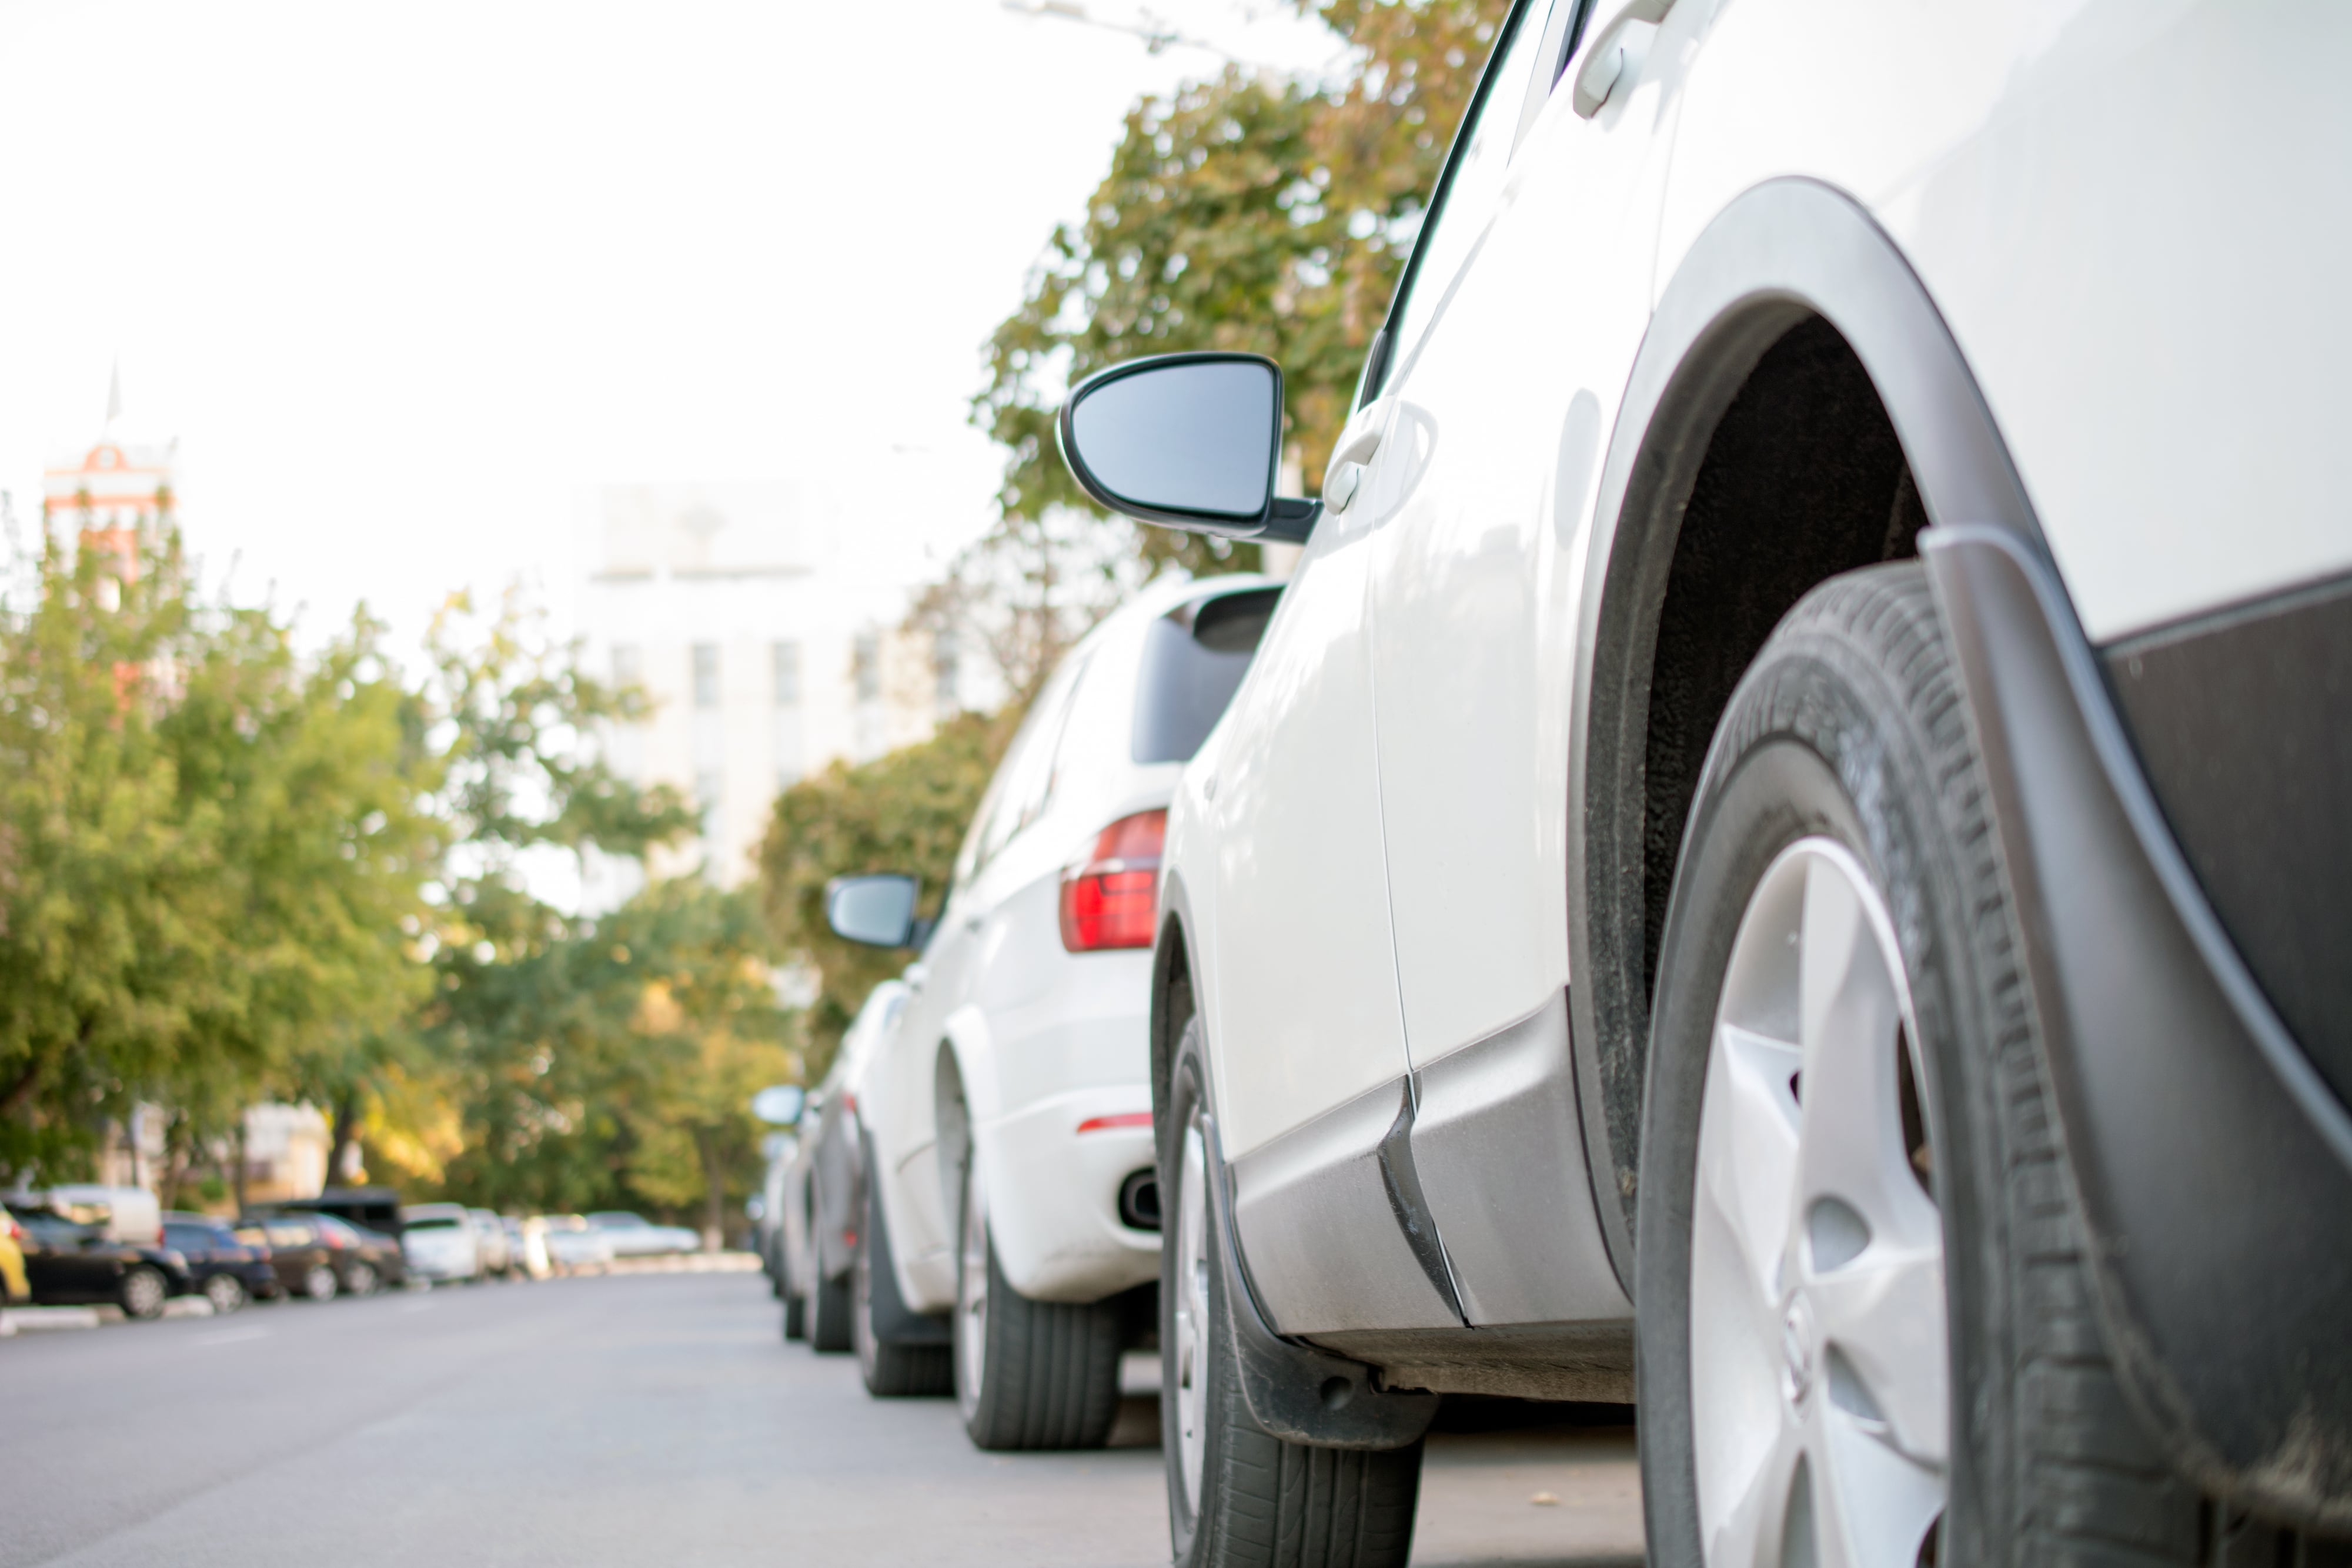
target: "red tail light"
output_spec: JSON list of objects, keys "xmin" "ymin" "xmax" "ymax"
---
[
  {"xmin": 1075, "ymin": 1112, "xmax": 1154, "ymax": 1135},
  {"xmin": 1059, "ymin": 810, "xmax": 1165, "ymax": 952}
]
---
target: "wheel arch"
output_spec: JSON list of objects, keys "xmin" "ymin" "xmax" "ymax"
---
[{"xmin": 1569, "ymin": 176, "xmax": 2046, "ymax": 1286}]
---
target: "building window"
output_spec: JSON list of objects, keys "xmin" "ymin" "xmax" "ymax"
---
[
  {"xmin": 612, "ymin": 644, "xmax": 642, "ymax": 689},
  {"xmin": 852, "ymin": 633, "xmax": 881, "ymax": 705},
  {"xmin": 772, "ymin": 641, "xmax": 800, "ymax": 707},
  {"xmin": 692, "ymin": 643, "xmax": 720, "ymax": 709}
]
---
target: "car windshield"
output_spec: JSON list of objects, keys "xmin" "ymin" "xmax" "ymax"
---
[{"xmin": 1131, "ymin": 588, "xmax": 1282, "ymax": 764}]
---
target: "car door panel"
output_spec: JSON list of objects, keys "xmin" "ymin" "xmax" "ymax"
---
[
  {"xmin": 1371, "ymin": 3, "xmax": 1690, "ymax": 1069},
  {"xmin": 1361, "ymin": 0, "xmax": 1695, "ymax": 1326},
  {"xmin": 1202, "ymin": 502, "xmax": 1411, "ymax": 1165}
]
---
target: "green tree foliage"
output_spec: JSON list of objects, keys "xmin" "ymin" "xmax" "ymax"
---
[
  {"xmin": 425, "ymin": 877, "xmax": 789, "ymax": 1236},
  {"xmin": 755, "ymin": 708, "xmax": 1023, "ymax": 1078},
  {"xmin": 0, "ymin": 524, "xmax": 433, "ymax": 1176},
  {"xmin": 971, "ymin": 0, "xmax": 1511, "ymax": 576}
]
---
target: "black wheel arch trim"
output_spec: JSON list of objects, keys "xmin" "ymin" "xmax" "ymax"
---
[
  {"xmin": 1578, "ymin": 175, "xmax": 2352, "ymax": 1525},
  {"xmin": 1925, "ymin": 526, "xmax": 2352, "ymax": 1530},
  {"xmin": 1571, "ymin": 175, "xmax": 2052, "ymax": 1293}
]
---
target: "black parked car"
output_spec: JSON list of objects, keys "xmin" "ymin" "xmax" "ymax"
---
[
  {"xmin": 16, "ymin": 1205, "xmax": 195, "ymax": 1320},
  {"xmin": 162, "ymin": 1212, "xmax": 280, "ymax": 1314},
  {"xmin": 238, "ymin": 1212, "xmax": 401, "ymax": 1300},
  {"xmin": 276, "ymin": 1186, "xmax": 406, "ymax": 1239}
]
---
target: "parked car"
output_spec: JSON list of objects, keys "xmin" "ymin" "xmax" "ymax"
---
[
  {"xmin": 396, "ymin": 1203, "xmax": 480, "ymax": 1284},
  {"xmin": 1052, "ymin": 2, "xmax": 2352, "ymax": 1562},
  {"xmin": 824, "ymin": 573, "xmax": 1281, "ymax": 1438},
  {"xmin": 506, "ymin": 1215, "xmax": 548, "ymax": 1279},
  {"xmin": 584, "ymin": 1212, "xmax": 698, "ymax": 1258},
  {"xmin": 0, "ymin": 1204, "xmax": 28, "ymax": 1306},
  {"xmin": 240, "ymin": 1212, "xmax": 393, "ymax": 1300},
  {"xmin": 467, "ymin": 1209, "xmax": 513, "ymax": 1278},
  {"xmin": 540, "ymin": 1215, "xmax": 613, "ymax": 1275},
  {"xmin": 162, "ymin": 1212, "xmax": 280, "ymax": 1313},
  {"xmin": 779, "ymin": 981, "xmax": 908, "ymax": 1354},
  {"xmin": 16, "ymin": 1198, "xmax": 193, "ymax": 1319},
  {"xmin": 313, "ymin": 1213, "xmax": 407, "ymax": 1294}
]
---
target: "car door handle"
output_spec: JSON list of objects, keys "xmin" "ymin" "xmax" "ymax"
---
[
  {"xmin": 1324, "ymin": 396, "xmax": 1395, "ymax": 514},
  {"xmin": 1572, "ymin": 0, "xmax": 1678, "ymax": 118}
]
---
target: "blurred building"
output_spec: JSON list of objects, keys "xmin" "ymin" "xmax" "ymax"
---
[
  {"xmin": 575, "ymin": 483, "xmax": 956, "ymax": 896},
  {"xmin": 42, "ymin": 368, "xmax": 175, "ymax": 576}
]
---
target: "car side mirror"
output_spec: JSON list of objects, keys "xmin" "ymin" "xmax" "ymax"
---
[
  {"xmin": 826, "ymin": 873, "xmax": 923, "ymax": 949},
  {"xmin": 751, "ymin": 1084, "xmax": 806, "ymax": 1126},
  {"xmin": 1058, "ymin": 353, "xmax": 1320, "ymax": 544}
]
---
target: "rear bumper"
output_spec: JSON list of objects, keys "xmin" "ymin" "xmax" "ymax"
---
[
  {"xmin": 1926, "ymin": 527, "xmax": 2352, "ymax": 1532},
  {"xmin": 981, "ymin": 1085, "xmax": 1161, "ymax": 1304}
]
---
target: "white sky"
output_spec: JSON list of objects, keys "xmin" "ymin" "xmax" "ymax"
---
[{"xmin": 0, "ymin": 0, "xmax": 1345, "ymax": 660}]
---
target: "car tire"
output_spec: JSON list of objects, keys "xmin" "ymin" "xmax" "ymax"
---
[
  {"xmin": 202, "ymin": 1273, "xmax": 247, "ymax": 1315},
  {"xmin": 1635, "ymin": 563, "xmax": 2201, "ymax": 1568},
  {"xmin": 853, "ymin": 1184, "xmax": 953, "ymax": 1398},
  {"xmin": 806, "ymin": 1266, "xmax": 853, "ymax": 1353},
  {"xmin": 119, "ymin": 1265, "xmax": 168, "ymax": 1322},
  {"xmin": 1162, "ymin": 1014, "xmax": 1422, "ymax": 1568},
  {"xmin": 344, "ymin": 1263, "xmax": 379, "ymax": 1299},
  {"xmin": 954, "ymin": 1148, "xmax": 1122, "ymax": 1450},
  {"xmin": 302, "ymin": 1262, "xmax": 339, "ymax": 1302},
  {"xmin": 781, "ymin": 1288, "xmax": 807, "ymax": 1342}
]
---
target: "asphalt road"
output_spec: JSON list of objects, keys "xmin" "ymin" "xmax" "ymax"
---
[{"xmin": 0, "ymin": 1271, "xmax": 1643, "ymax": 1567}]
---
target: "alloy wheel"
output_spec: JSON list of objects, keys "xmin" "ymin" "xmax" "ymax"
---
[
  {"xmin": 1170, "ymin": 1109, "xmax": 1212, "ymax": 1519},
  {"xmin": 121, "ymin": 1268, "xmax": 166, "ymax": 1320},
  {"xmin": 956, "ymin": 1163, "xmax": 990, "ymax": 1420},
  {"xmin": 1690, "ymin": 838, "xmax": 1946, "ymax": 1567},
  {"xmin": 203, "ymin": 1273, "xmax": 245, "ymax": 1315}
]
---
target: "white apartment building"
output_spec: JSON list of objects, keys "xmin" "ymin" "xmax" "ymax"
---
[{"xmin": 575, "ymin": 483, "xmax": 961, "ymax": 897}]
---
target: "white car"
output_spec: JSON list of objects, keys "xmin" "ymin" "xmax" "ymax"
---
[
  {"xmin": 586, "ymin": 1212, "xmax": 699, "ymax": 1257},
  {"xmin": 399, "ymin": 1203, "xmax": 480, "ymax": 1283},
  {"xmin": 1054, "ymin": 4, "xmax": 2352, "ymax": 1564},
  {"xmin": 826, "ymin": 572, "xmax": 1281, "ymax": 1447},
  {"xmin": 540, "ymin": 1215, "xmax": 614, "ymax": 1275},
  {"xmin": 467, "ymin": 1209, "xmax": 514, "ymax": 1278}
]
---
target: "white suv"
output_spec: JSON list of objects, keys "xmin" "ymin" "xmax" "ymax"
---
[
  {"xmin": 1055, "ymin": 4, "xmax": 2352, "ymax": 1564},
  {"xmin": 825, "ymin": 571, "xmax": 1281, "ymax": 1449}
]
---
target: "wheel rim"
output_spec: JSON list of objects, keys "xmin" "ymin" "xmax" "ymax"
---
[
  {"xmin": 955, "ymin": 1163, "xmax": 989, "ymax": 1420},
  {"xmin": 350, "ymin": 1265, "xmax": 376, "ymax": 1297},
  {"xmin": 1691, "ymin": 837, "xmax": 1946, "ymax": 1568},
  {"xmin": 205, "ymin": 1275, "xmax": 242, "ymax": 1312},
  {"xmin": 124, "ymin": 1270, "xmax": 162, "ymax": 1318},
  {"xmin": 308, "ymin": 1265, "xmax": 337, "ymax": 1300},
  {"xmin": 1171, "ymin": 1109, "xmax": 1211, "ymax": 1519}
]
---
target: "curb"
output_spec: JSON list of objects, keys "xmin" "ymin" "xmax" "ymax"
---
[{"xmin": 1, "ymin": 1307, "xmax": 102, "ymax": 1333}]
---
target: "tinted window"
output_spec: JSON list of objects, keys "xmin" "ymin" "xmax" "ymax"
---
[
  {"xmin": 403, "ymin": 1215, "xmax": 462, "ymax": 1231},
  {"xmin": 163, "ymin": 1224, "xmax": 220, "ymax": 1253},
  {"xmin": 1131, "ymin": 589, "xmax": 1282, "ymax": 764}
]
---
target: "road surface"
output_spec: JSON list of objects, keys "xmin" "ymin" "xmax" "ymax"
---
[{"xmin": 0, "ymin": 1270, "xmax": 1642, "ymax": 1566}]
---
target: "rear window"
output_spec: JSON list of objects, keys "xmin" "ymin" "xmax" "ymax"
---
[
  {"xmin": 163, "ymin": 1224, "xmax": 222, "ymax": 1251},
  {"xmin": 1131, "ymin": 588, "xmax": 1281, "ymax": 764},
  {"xmin": 403, "ymin": 1215, "xmax": 462, "ymax": 1231}
]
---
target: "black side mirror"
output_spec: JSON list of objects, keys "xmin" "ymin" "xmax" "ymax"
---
[
  {"xmin": 1058, "ymin": 353, "xmax": 1319, "ymax": 543},
  {"xmin": 825, "ymin": 873, "xmax": 923, "ymax": 949}
]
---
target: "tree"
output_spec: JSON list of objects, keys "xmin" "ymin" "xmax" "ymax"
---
[
  {"xmin": 0, "ymin": 521, "xmax": 433, "ymax": 1181},
  {"xmin": 755, "ymin": 708, "xmax": 1023, "ymax": 1079}
]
